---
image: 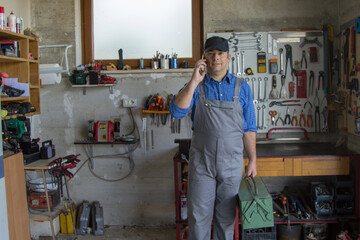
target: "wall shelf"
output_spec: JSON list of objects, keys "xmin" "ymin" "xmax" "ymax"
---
[
  {"xmin": 0, "ymin": 29, "xmax": 41, "ymax": 119},
  {"xmin": 104, "ymin": 68, "xmax": 193, "ymax": 74},
  {"xmin": 71, "ymin": 83, "xmax": 117, "ymax": 95}
]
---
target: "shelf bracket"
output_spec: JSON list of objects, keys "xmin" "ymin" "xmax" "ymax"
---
[
  {"xmin": 83, "ymin": 87, "xmax": 86, "ymax": 95},
  {"xmin": 109, "ymin": 86, "xmax": 114, "ymax": 94}
]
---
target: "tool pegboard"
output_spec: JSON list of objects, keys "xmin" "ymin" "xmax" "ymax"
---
[
  {"xmin": 207, "ymin": 31, "xmax": 327, "ymax": 134},
  {"xmin": 338, "ymin": 20, "xmax": 360, "ymax": 135}
]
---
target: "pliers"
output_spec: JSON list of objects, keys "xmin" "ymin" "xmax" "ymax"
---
[
  {"xmin": 307, "ymin": 108, "xmax": 314, "ymax": 128},
  {"xmin": 291, "ymin": 109, "xmax": 298, "ymax": 126},
  {"xmin": 284, "ymin": 44, "xmax": 296, "ymax": 79},
  {"xmin": 301, "ymin": 50, "xmax": 307, "ymax": 69},
  {"xmin": 309, "ymin": 70, "xmax": 315, "ymax": 97},
  {"xmin": 314, "ymin": 90, "xmax": 320, "ymax": 132},
  {"xmin": 299, "ymin": 110, "xmax": 306, "ymax": 127},
  {"xmin": 284, "ymin": 107, "xmax": 291, "ymax": 125},
  {"xmin": 318, "ymin": 71, "xmax": 324, "ymax": 91},
  {"xmin": 275, "ymin": 112, "xmax": 285, "ymax": 126}
]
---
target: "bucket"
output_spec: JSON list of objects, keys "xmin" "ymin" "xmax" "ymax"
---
[
  {"xmin": 28, "ymin": 177, "xmax": 58, "ymax": 192},
  {"xmin": 277, "ymin": 224, "xmax": 302, "ymax": 240}
]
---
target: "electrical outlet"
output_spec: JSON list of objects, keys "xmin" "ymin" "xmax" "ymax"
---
[{"xmin": 123, "ymin": 98, "xmax": 137, "ymax": 107}]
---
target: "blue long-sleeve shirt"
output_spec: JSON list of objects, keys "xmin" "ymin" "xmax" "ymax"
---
[{"xmin": 169, "ymin": 72, "xmax": 257, "ymax": 133}]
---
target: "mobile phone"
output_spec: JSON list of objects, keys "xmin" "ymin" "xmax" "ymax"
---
[{"xmin": 199, "ymin": 53, "xmax": 207, "ymax": 75}]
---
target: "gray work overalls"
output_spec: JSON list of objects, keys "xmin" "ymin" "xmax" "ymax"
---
[{"xmin": 188, "ymin": 78, "xmax": 244, "ymax": 240}]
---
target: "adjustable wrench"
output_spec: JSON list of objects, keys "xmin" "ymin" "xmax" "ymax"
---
[
  {"xmin": 241, "ymin": 51, "xmax": 245, "ymax": 75},
  {"xmin": 258, "ymin": 77, "xmax": 262, "ymax": 101},
  {"xmin": 236, "ymin": 52, "xmax": 241, "ymax": 76},
  {"xmin": 279, "ymin": 48, "xmax": 284, "ymax": 75}
]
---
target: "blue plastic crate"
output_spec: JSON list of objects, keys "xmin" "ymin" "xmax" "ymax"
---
[
  {"xmin": 241, "ymin": 226, "xmax": 276, "ymax": 240},
  {"xmin": 311, "ymin": 182, "xmax": 334, "ymax": 202}
]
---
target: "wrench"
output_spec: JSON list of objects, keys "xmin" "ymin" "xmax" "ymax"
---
[
  {"xmin": 263, "ymin": 77, "xmax": 268, "ymax": 102},
  {"xmin": 241, "ymin": 51, "xmax": 245, "ymax": 75},
  {"xmin": 233, "ymin": 38, "xmax": 261, "ymax": 44},
  {"xmin": 261, "ymin": 105, "xmax": 266, "ymax": 129},
  {"xmin": 257, "ymin": 106, "xmax": 261, "ymax": 129},
  {"xmin": 231, "ymin": 57, "xmax": 235, "ymax": 75},
  {"xmin": 279, "ymin": 48, "xmax": 284, "ymax": 75},
  {"xmin": 251, "ymin": 77, "xmax": 256, "ymax": 98},
  {"xmin": 236, "ymin": 52, "xmax": 241, "ymax": 76},
  {"xmin": 230, "ymin": 32, "xmax": 260, "ymax": 38},
  {"xmin": 258, "ymin": 77, "xmax": 262, "ymax": 101},
  {"xmin": 239, "ymin": 45, "xmax": 264, "ymax": 51}
]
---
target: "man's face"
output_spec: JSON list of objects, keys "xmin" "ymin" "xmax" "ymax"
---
[{"xmin": 204, "ymin": 49, "xmax": 230, "ymax": 74}]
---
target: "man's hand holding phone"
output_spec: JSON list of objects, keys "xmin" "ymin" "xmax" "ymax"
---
[{"xmin": 191, "ymin": 58, "xmax": 207, "ymax": 86}]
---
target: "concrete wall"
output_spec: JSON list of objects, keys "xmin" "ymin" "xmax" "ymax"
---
[
  {"xmin": 204, "ymin": 0, "xmax": 339, "ymax": 34},
  {"xmin": 26, "ymin": 0, "xmax": 353, "ymax": 226}
]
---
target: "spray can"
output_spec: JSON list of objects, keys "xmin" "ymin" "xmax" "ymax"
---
[
  {"xmin": 180, "ymin": 182, "xmax": 188, "ymax": 220},
  {"xmin": 7, "ymin": 12, "xmax": 16, "ymax": 33},
  {"xmin": 0, "ymin": 7, "xmax": 5, "ymax": 29},
  {"xmin": 16, "ymin": 17, "xmax": 21, "ymax": 34}
]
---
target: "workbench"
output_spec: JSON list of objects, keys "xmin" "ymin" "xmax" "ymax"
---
[{"xmin": 172, "ymin": 139, "xmax": 360, "ymax": 240}]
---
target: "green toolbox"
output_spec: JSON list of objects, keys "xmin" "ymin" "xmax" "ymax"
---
[{"xmin": 238, "ymin": 177, "xmax": 274, "ymax": 229}]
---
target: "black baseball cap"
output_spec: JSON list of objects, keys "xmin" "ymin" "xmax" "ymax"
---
[{"xmin": 204, "ymin": 36, "xmax": 229, "ymax": 53}]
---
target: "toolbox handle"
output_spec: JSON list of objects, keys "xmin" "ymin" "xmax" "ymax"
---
[
  {"xmin": 42, "ymin": 140, "xmax": 53, "ymax": 147},
  {"xmin": 246, "ymin": 177, "xmax": 258, "ymax": 196}
]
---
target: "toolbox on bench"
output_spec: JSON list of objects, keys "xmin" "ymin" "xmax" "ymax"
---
[{"xmin": 238, "ymin": 177, "xmax": 274, "ymax": 229}]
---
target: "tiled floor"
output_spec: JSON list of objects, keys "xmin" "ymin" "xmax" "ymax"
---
[{"xmin": 39, "ymin": 225, "xmax": 176, "ymax": 240}]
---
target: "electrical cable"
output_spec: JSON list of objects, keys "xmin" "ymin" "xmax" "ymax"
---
[
  {"xmin": 72, "ymin": 108, "xmax": 140, "ymax": 182},
  {"xmin": 122, "ymin": 107, "xmax": 136, "ymax": 136}
]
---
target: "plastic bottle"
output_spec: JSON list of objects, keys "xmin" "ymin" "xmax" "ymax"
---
[
  {"xmin": 0, "ymin": 7, "xmax": 5, "ymax": 29},
  {"xmin": 7, "ymin": 12, "xmax": 16, "ymax": 33}
]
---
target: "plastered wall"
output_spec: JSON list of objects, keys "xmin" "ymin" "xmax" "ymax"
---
[{"xmin": 26, "ymin": 0, "xmax": 357, "ymax": 226}]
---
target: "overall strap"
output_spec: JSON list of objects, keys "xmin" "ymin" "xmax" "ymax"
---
[{"xmin": 233, "ymin": 77, "xmax": 242, "ymax": 102}]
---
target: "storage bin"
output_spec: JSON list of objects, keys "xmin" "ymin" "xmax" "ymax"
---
[
  {"xmin": 241, "ymin": 226, "xmax": 276, "ymax": 240},
  {"xmin": 310, "ymin": 182, "xmax": 334, "ymax": 202}
]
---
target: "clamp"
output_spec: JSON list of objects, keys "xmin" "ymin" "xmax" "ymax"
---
[
  {"xmin": 284, "ymin": 107, "xmax": 291, "ymax": 125},
  {"xmin": 291, "ymin": 109, "xmax": 298, "ymax": 126},
  {"xmin": 275, "ymin": 112, "xmax": 285, "ymax": 126},
  {"xmin": 299, "ymin": 110, "xmax": 306, "ymax": 127},
  {"xmin": 300, "ymin": 50, "xmax": 307, "ymax": 69}
]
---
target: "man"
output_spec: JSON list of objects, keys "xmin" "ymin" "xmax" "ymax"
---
[{"xmin": 169, "ymin": 36, "xmax": 257, "ymax": 240}]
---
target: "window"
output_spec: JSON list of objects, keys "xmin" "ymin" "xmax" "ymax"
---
[{"xmin": 81, "ymin": 0, "xmax": 203, "ymax": 69}]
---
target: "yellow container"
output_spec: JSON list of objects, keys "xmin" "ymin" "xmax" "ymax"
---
[{"xmin": 60, "ymin": 202, "xmax": 77, "ymax": 234}]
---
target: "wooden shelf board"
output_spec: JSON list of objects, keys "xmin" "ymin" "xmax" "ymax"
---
[
  {"xmin": 0, "ymin": 29, "xmax": 36, "ymax": 41},
  {"xmin": 0, "ymin": 55, "xmax": 28, "ymax": 62},
  {"xmin": 28, "ymin": 201, "xmax": 66, "ymax": 221},
  {"xmin": 1, "ymin": 96, "xmax": 29, "ymax": 102}
]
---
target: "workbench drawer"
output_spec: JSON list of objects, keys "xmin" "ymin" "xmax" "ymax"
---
[
  {"xmin": 245, "ymin": 158, "xmax": 293, "ymax": 177},
  {"xmin": 292, "ymin": 156, "xmax": 350, "ymax": 176}
]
